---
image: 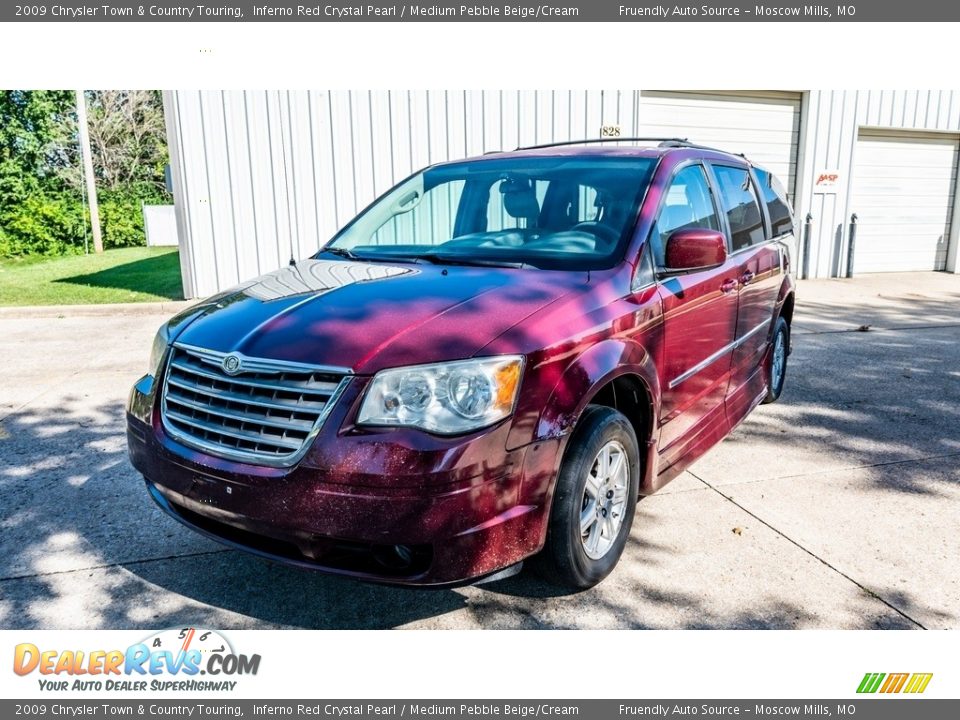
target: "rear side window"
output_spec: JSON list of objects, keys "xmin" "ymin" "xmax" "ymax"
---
[
  {"xmin": 649, "ymin": 164, "xmax": 720, "ymax": 267},
  {"xmin": 712, "ymin": 165, "xmax": 765, "ymax": 252},
  {"xmin": 754, "ymin": 167, "xmax": 795, "ymax": 238}
]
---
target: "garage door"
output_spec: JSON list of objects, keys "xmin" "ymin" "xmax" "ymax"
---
[
  {"xmin": 637, "ymin": 91, "xmax": 802, "ymax": 197},
  {"xmin": 850, "ymin": 130, "xmax": 959, "ymax": 273}
]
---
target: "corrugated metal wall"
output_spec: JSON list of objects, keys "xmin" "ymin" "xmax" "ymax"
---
[
  {"xmin": 166, "ymin": 90, "xmax": 638, "ymax": 297},
  {"xmin": 796, "ymin": 90, "xmax": 960, "ymax": 279},
  {"xmin": 636, "ymin": 91, "xmax": 801, "ymax": 195},
  {"xmin": 165, "ymin": 89, "xmax": 960, "ymax": 298}
]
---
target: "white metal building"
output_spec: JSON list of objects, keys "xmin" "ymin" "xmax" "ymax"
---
[{"xmin": 163, "ymin": 90, "xmax": 960, "ymax": 298}]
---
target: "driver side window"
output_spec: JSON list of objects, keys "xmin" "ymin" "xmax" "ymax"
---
[{"xmin": 650, "ymin": 164, "xmax": 720, "ymax": 267}]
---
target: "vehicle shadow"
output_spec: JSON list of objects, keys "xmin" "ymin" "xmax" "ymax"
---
[
  {"xmin": 0, "ymin": 283, "xmax": 957, "ymax": 630},
  {"xmin": 0, "ymin": 385, "xmax": 949, "ymax": 630}
]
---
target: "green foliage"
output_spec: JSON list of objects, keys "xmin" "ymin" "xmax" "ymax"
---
[
  {"xmin": 0, "ymin": 90, "xmax": 172, "ymax": 258},
  {"xmin": 98, "ymin": 185, "xmax": 168, "ymax": 249},
  {"xmin": 0, "ymin": 90, "xmax": 75, "ymax": 187},
  {"xmin": 97, "ymin": 194, "xmax": 141, "ymax": 250},
  {"xmin": 0, "ymin": 191, "xmax": 86, "ymax": 257}
]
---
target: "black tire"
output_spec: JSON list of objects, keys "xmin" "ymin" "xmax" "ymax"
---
[
  {"xmin": 534, "ymin": 405, "xmax": 641, "ymax": 590},
  {"xmin": 762, "ymin": 315, "xmax": 790, "ymax": 404}
]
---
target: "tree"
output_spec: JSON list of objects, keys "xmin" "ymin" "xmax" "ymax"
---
[
  {"xmin": 0, "ymin": 90, "xmax": 75, "ymax": 202},
  {"xmin": 0, "ymin": 90, "xmax": 172, "ymax": 257},
  {"xmin": 56, "ymin": 90, "xmax": 169, "ymax": 194},
  {"xmin": 0, "ymin": 91, "xmax": 81, "ymax": 256}
]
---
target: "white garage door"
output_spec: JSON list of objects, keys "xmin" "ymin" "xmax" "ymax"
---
[
  {"xmin": 850, "ymin": 130, "xmax": 958, "ymax": 273},
  {"xmin": 637, "ymin": 91, "xmax": 802, "ymax": 197}
]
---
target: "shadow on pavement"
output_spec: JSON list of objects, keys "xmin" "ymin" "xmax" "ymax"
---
[{"xmin": 0, "ymin": 285, "xmax": 957, "ymax": 629}]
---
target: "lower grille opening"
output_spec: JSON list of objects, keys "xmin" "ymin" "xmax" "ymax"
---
[{"xmin": 167, "ymin": 498, "xmax": 432, "ymax": 579}]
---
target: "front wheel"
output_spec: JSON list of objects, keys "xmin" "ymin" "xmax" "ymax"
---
[
  {"xmin": 534, "ymin": 405, "xmax": 640, "ymax": 590},
  {"xmin": 762, "ymin": 315, "xmax": 790, "ymax": 404}
]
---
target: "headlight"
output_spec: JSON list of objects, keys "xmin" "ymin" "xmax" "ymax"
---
[
  {"xmin": 148, "ymin": 325, "xmax": 170, "ymax": 377},
  {"xmin": 358, "ymin": 356, "xmax": 524, "ymax": 434}
]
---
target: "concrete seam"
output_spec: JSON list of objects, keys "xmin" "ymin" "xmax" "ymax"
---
[
  {"xmin": 687, "ymin": 469, "xmax": 928, "ymax": 630},
  {"xmin": 696, "ymin": 450, "xmax": 960, "ymax": 486},
  {"xmin": 794, "ymin": 322, "xmax": 960, "ymax": 336},
  {"xmin": 0, "ymin": 367, "xmax": 86, "ymax": 424},
  {"xmin": 0, "ymin": 549, "xmax": 234, "ymax": 584}
]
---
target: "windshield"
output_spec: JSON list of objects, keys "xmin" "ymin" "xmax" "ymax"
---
[{"xmin": 322, "ymin": 156, "xmax": 657, "ymax": 270}]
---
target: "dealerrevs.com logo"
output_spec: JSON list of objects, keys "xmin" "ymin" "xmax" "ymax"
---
[
  {"xmin": 13, "ymin": 628, "xmax": 261, "ymax": 692},
  {"xmin": 857, "ymin": 672, "xmax": 933, "ymax": 694}
]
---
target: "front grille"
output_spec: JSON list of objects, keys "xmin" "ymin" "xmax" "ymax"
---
[{"xmin": 160, "ymin": 344, "xmax": 348, "ymax": 466}]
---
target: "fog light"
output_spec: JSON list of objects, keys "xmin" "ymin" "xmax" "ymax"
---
[{"xmin": 374, "ymin": 544, "xmax": 414, "ymax": 570}]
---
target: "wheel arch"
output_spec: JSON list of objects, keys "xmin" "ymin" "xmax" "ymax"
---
[
  {"xmin": 780, "ymin": 291, "xmax": 796, "ymax": 327},
  {"xmin": 532, "ymin": 339, "xmax": 661, "ymax": 494},
  {"xmin": 776, "ymin": 285, "xmax": 796, "ymax": 353},
  {"xmin": 588, "ymin": 374, "xmax": 654, "ymax": 451}
]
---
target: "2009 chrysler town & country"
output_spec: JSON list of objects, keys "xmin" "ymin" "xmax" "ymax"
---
[{"xmin": 127, "ymin": 138, "xmax": 796, "ymax": 590}]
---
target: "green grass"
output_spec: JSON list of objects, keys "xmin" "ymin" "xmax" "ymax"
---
[{"xmin": 0, "ymin": 247, "xmax": 184, "ymax": 306}]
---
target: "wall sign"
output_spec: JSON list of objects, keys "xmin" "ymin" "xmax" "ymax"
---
[{"xmin": 813, "ymin": 170, "xmax": 841, "ymax": 193}]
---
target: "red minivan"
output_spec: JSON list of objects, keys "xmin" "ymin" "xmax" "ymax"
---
[{"xmin": 127, "ymin": 138, "xmax": 796, "ymax": 590}]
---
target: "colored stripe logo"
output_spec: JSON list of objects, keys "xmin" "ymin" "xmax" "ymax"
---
[{"xmin": 857, "ymin": 672, "xmax": 933, "ymax": 694}]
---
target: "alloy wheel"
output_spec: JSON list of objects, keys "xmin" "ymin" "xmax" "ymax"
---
[
  {"xmin": 580, "ymin": 440, "xmax": 630, "ymax": 560},
  {"xmin": 772, "ymin": 328, "xmax": 786, "ymax": 393}
]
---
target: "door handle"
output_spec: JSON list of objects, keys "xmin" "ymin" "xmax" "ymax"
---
[
  {"xmin": 739, "ymin": 271, "xmax": 755, "ymax": 285},
  {"xmin": 720, "ymin": 279, "xmax": 738, "ymax": 293}
]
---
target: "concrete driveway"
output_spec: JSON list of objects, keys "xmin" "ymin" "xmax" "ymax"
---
[{"xmin": 1, "ymin": 273, "xmax": 957, "ymax": 629}]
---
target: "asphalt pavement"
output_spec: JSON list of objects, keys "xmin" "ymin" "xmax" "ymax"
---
[{"xmin": 1, "ymin": 272, "xmax": 957, "ymax": 629}]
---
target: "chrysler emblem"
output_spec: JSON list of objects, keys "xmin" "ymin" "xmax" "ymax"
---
[{"xmin": 222, "ymin": 354, "xmax": 242, "ymax": 375}]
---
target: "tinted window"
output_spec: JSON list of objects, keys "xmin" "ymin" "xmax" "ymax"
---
[
  {"xmin": 712, "ymin": 165, "xmax": 765, "ymax": 252},
  {"xmin": 649, "ymin": 164, "xmax": 720, "ymax": 267},
  {"xmin": 327, "ymin": 156, "xmax": 657, "ymax": 271},
  {"xmin": 754, "ymin": 167, "xmax": 795, "ymax": 237},
  {"xmin": 371, "ymin": 180, "xmax": 465, "ymax": 246},
  {"xmin": 632, "ymin": 241, "xmax": 655, "ymax": 291},
  {"xmin": 487, "ymin": 179, "xmax": 548, "ymax": 231}
]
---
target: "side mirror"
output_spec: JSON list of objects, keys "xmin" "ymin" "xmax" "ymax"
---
[{"xmin": 664, "ymin": 228, "xmax": 727, "ymax": 272}]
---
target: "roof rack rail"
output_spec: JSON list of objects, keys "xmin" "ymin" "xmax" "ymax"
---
[
  {"xmin": 509, "ymin": 137, "xmax": 745, "ymax": 158},
  {"xmin": 513, "ymin": 137, "xmax": 689, "ymax": 151},
  {"xmin": 656, "ymin": 139, "xmax": 745, "ymax": 157}
]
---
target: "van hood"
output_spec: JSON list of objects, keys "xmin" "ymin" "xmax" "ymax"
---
[{"xmin": 171, "ymin": 258, "xmax": 585, "ymax": 374}]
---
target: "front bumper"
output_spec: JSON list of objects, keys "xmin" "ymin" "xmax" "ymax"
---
[{"xmin": 127, "ymin": 375, "xmax": 561, "ymax": 586}]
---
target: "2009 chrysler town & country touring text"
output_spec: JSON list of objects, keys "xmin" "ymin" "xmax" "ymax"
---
[{"xmin": 127, "ymin": 138, "xmax": 796, "ymax": 590}]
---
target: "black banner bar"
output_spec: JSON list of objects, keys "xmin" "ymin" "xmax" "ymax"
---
[
  {"xmin": 2, "ymin": 700, "xmax": 958, "ymax": 720},
  {"xmin": 4, "ymin": 1, "xmax": 960, "ymax": 23}
]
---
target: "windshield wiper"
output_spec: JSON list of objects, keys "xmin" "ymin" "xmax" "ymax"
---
[
  {"xmin": 322, "ymin": 248, "xmax": 408, "ymax": 264},
  {"xmin": 323, "ymin": 247, "xmax": 525, "ymax": 268},
  {"xmin": 415, "ymin": 253, "xmax": 526, "ymax": 269},
  {"xmin": 322, "ymin": 247, "xmax": 359, "ymax": 260}
]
